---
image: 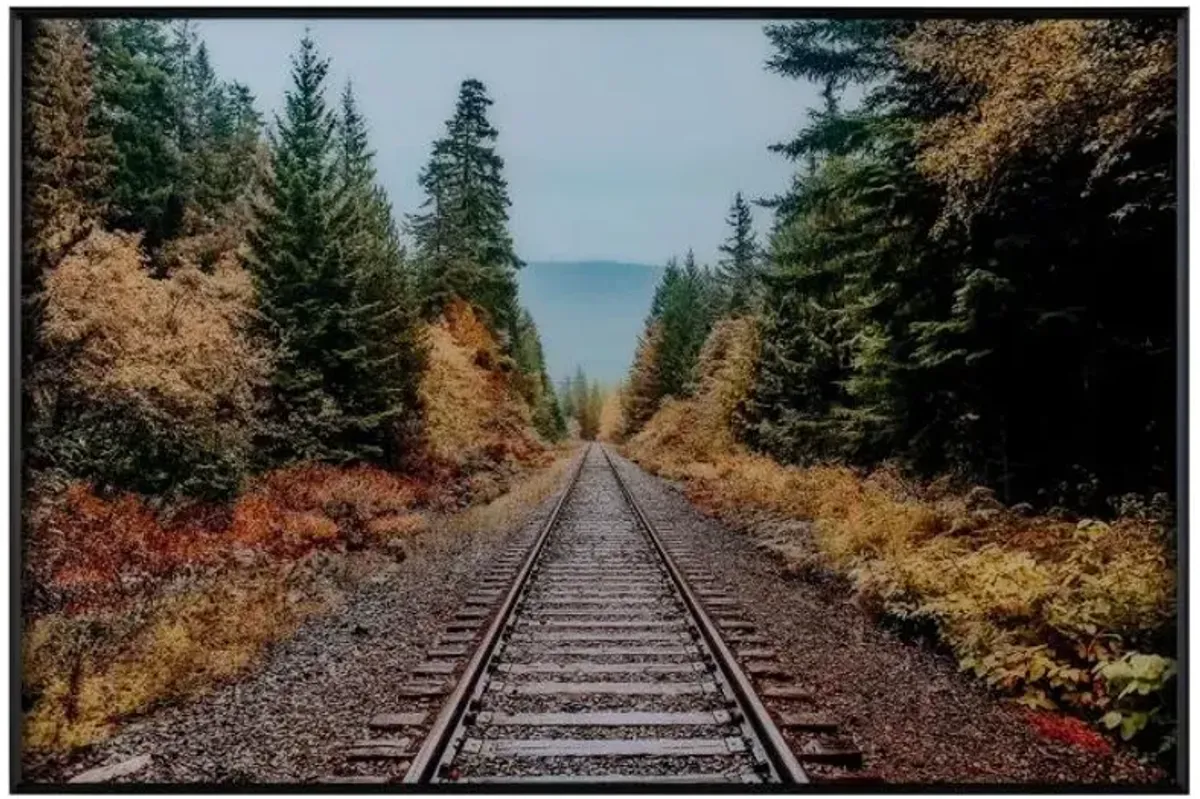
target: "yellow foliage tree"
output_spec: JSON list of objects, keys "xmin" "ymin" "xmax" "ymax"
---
[
  {"xmin": 902, "ymin": 19, "xmax": 1176, "ymax": 223},
  {"xmin": 35, "ymin": 230, "xmax": 269, "ymax": 497},
  {"xmin": 598, "ymin": 384, "xmax": 626, "ymax": 442}
]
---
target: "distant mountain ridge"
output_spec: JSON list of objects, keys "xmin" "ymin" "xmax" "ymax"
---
[{"xmin": 517, "ymin": 260, "xmax": 664, "ymax": 386}]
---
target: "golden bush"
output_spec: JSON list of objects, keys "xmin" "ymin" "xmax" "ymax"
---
[
  {"xmin": 902, "ymin": 19, "xmax": 1176, "ymax": 222},
  {"xmin": 41, "ymin": 230, "xmax": 267, "ymax": 422},
  {"xmin": 418, "ymin": 299, "xmax": 545, "ymax": 470},
  {"xmin": 625, "ymin": 314, "xmax": 1175, "ymax": 740}
]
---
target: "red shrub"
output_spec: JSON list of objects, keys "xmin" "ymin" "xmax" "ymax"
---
[
  {"xmin": 30, "ymin": 483, "xmax": 226, "ymax": 613},
  {"xmin": 1025, "ymin": 710, "xmax": 1114, "ymax": 753}
]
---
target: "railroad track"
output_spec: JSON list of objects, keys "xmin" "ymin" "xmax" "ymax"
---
[{"xmin": 328, "ymin": 443, "xmax": 864, "ymax": 785}]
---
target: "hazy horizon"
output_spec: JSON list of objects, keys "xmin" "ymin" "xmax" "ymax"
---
[{"xmin": 519, "ymin": 260, "xmax": 663, "ymax": 386}]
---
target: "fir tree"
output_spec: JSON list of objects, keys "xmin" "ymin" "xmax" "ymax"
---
[
  {"xmin": 89, "ymin": 19, "xmax": 183, "ymax": 248},
  {"xmin": 511, "ymin": 308, "xmax": 565, "ymax": 441},
  {"xmin": 332, "ymin": 82, "xmax": 427, "ymax": 464},
  {"xmin": 655, "ymin": 249, "xmax": 718, "ymax": 399},
  {"xmin": 558, "ymin": 375, "xmax": 575, "ymax": 423},
  {"xmin": 245, "ymin": 33, "xmax": 363, "ymax": 464},
  {"xmin": 409, "ymin": 78, "xmax": 522, "ymax": 338},
  {"xmin": 716, "ymin": 191, "xmax": 762, "ymax": 314}
]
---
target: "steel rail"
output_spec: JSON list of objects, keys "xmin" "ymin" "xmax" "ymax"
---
[
  {"xmin": 600, "ymin": 445, "xmax": 810, "ymax": 785},
  {"xmin": 401, "ymin": 446, "xmax": 589, "ymax": 783}
]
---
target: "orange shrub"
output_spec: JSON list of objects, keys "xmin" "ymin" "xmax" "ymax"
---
[
  {"xmin": 28, "ymin": 464, "xmax": 429, "ymax": 615},
  {"xmin": 28, "ymin": 484, "xmax": 225, "ymax": 614}
]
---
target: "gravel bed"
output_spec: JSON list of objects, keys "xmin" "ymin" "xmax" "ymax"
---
[
  {"xmin": 481, "ymin": 694, "xmax": 728, "ymax": 715},
  {"xmin": 446, "ymin": 447, "xmax": 756, "ymax": 781},
  {"xmin": 24, "ymin": 457, "xmax": 577, "ymax": 786},
  {"xmin": 608, "ymin": 447, "xmax": 1168, "ymax": 786}
]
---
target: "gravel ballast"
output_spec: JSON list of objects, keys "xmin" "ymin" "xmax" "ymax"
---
[
  {"xmin": 23, "ymin": 456, "xmax": 578, "ymax": 785},
  {"xmin": 607, "ymin": 447, "xmax": 1168, "ymax": 787}
]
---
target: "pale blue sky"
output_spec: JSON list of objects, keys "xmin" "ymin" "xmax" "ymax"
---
[{"xmin": 195, "ymin": 18, "xmax": 817, "ymax": 266}]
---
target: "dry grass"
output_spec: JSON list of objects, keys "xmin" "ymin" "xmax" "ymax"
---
[
  {"xmin": 443, "ymin": 443, "xmax": 579, "ymax": 536},
  {"xmin": 22, "ymin": 447, "xmax": 577, "ymax": 756},
  {"xmin": 22, "ymin": 564, "xmax": 332, "ymax": 752},
  {"xmin": 626, "ymin": 317, "xmax": 1176, "ymax": 744}
]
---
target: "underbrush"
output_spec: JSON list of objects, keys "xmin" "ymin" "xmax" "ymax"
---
[
  {"xmin": 419, "ymin": 299, "xmax": 548, "ymax": 483},
  {"xmin": 23, "ymin": 440, "xmax": 568, "ymax": 756},
  {"xmin": 625, "ymin": 318, "xmax": 1177, "ymax": 753},
  {"xmin": 22, "ymin": 562, "xmax": 338, "ymax": 753}
]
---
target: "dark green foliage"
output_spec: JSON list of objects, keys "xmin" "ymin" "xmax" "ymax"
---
[
  {"xmin": 570, "ymin": 366, "xmax": 590, "ymax": 432},
  {"xmin": 715, "ymin": 192, "xmax": 762, "ymax": 315},
  {"xmin": 558, "ymin": 375, "xmax": 575, "ymax": 424},
  {"xmin": 246, "ymin": 34, "xmax": 424, "ymax": 468},
  {"xmin": 244, "ymin": 33, "xmax": 345, "ymax": 464},
  {"xmin": 332, "ymin": 82, "xmax": 427, "ymax": 466},
  {"xmin": 513, "ymin": 309, "xmax": 566, "ymax": 441},
  {"xmin": 89, "ymin": 19, "xmax": 182, "ymax": 247},
  {"xmin": 655, "ymin": 251, "xmax": 720, "ymax": 399},
  {"xmin": 621, "ymin": 249, "xmax": 721, "ymax": 433},
  {"xmin": 745, "ymin": 19, "xmax": 1177, "ymax": 510},
  {"xmin": 409, "ymin": 78, "xmax": 523, "ymax": 339},
  {"xmin": 36, "ymin": 396, "xmax": 248, "ymax": 501},
  {"xmin": 88, "ymin": 19, "xmax": 264, "ymax": 254},
  {"xmin": 564, "ymin": 366, "xmax": 602, "ymax": 441}
]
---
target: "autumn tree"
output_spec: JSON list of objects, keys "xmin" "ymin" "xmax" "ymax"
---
[
  {"xmin": 22, "ymin": 18, "xmax": 112, "ymax": 476},
  {"xmin": 622, "ymin": 322, "xmax": 663, "ymax": 435}
]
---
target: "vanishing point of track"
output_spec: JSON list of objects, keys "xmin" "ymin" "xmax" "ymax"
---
[{"xmin": 399, "ymin": 443, "xmax": 809, "ymax": 785}]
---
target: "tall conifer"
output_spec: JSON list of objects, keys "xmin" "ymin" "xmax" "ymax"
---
[
  {"xmin": 716, "ymin": 191, "xmax": 762, "ymax": 314},
  {"xmin": 409, "ymin": 78, "xmax": 522, "ymax": 338},
  {"xmin": 245, "ymin": 33, "xmax": 360, "ymax": 464}
]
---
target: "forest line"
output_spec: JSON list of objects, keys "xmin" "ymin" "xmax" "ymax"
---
[
  {"xmin": 615, "ymin": 18, "xmax": 1177, "ymax": 515},
  {"xmin": 607, "ymin": 17, "xmax": 1177, "ymax": 754},
  {"xmin": 23, "ymin": 20, "xmax": 569, "ymax": 508}
]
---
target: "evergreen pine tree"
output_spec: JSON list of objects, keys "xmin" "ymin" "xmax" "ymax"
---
[
  {"xmin": 245, "ymin": 32, "xmax": 361, "ymax": 464},
  {"xmin": 89, "ymin": 19, "xmax": 184, "ymax": 248},
  {"xmin": 332, "ymin": 81, "xmax": 427, "ymax": 464},
  {"xmin": 558, "ymin": 375, "xmax": 575, "ymax": 423},
  {"xmin": 716, "ymin": 191, "xmax": 762, "ymax": 314},
  {"xmin": 570, "ymin": 366, "xmax": 589, "ymax": 430},
  {"xmin": 656, "ymin": 249, "xmax": 717, "ymax": 399},
  {"xmin": 409, "ymin": 78, "xmax": 522, "ymax": 338}
]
